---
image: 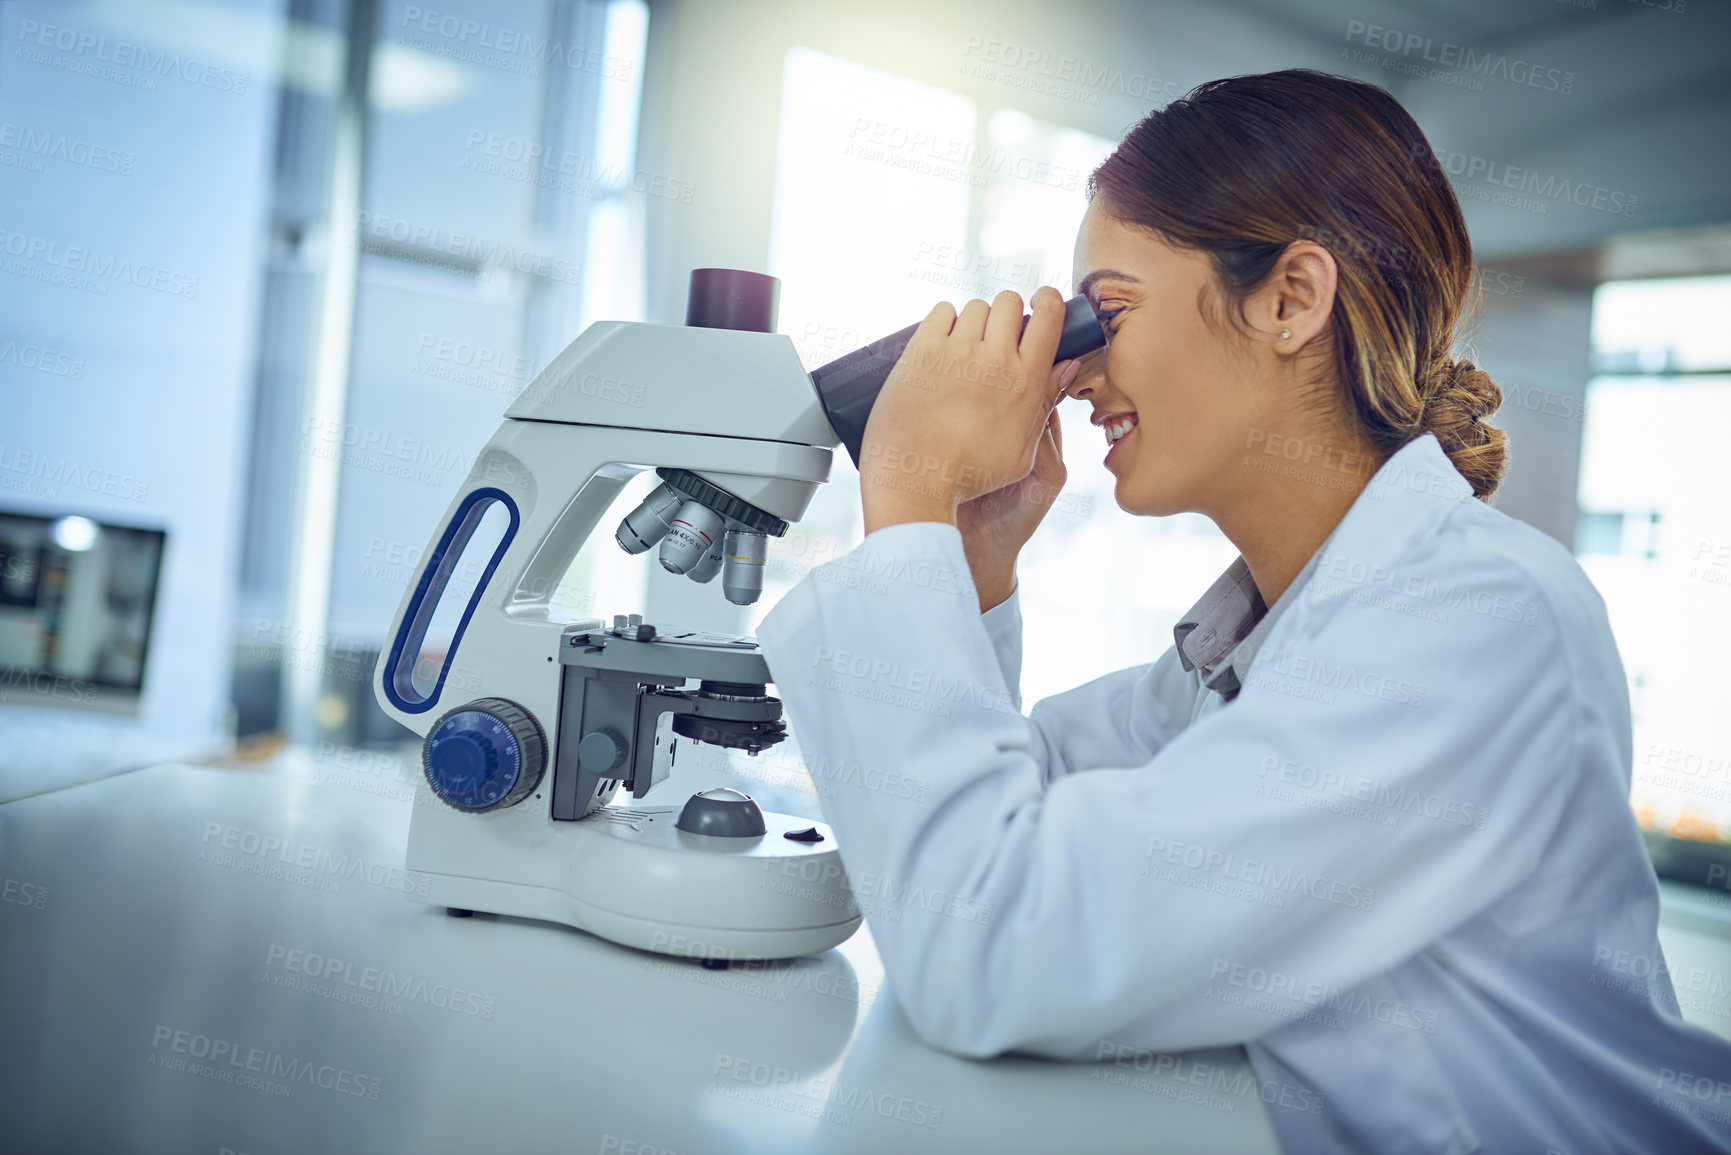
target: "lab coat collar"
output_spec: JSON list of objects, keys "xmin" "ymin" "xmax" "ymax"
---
[{"xmin": 1173, "ymin": 433, "xmax": 1469, "ymax": 701}]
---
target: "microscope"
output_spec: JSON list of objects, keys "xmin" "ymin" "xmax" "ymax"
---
[{"xmin": 372, "ymin": 268, "xmax": 1104, "ymax": 962}]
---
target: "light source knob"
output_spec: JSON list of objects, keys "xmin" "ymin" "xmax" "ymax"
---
[{"xmin": 423, "ymin": 698, "xmax": 545, "ymax": 812}]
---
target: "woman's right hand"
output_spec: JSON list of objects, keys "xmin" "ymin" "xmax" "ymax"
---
[{"xmin": 955, "ymin": 363, "xmax": 1075, "ymax": 612}]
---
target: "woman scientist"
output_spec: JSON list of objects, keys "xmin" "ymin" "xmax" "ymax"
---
[{"xmin": 754, "ymin": 69, "xmax": 1731, "ymax": 1154}]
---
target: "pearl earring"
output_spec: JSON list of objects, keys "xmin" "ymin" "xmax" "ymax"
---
[{"xmin": 1279, "ymin": 329, "xmax": 1291, "ymax": 341}]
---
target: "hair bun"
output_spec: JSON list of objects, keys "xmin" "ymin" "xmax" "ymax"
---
[{"xmin": 1417, "ymin": 357, "xmax": 1506, "ymax": 499}]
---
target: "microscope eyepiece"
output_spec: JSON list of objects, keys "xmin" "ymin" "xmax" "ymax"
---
[{"xmin": 810, "ymin": 294, "xmax": 1108, "ymax": 468}]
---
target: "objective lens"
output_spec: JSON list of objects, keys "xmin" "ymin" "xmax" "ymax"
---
[
  {"xmin": 659, "ymin": 500, "xmax": 724, "ymax": 574},
  {"xmin": 616, "ymin": 483, "xmax": 683, "ymax": 554},
  {"xmin": 721, "ymin": 530, "xmax": 766, "ymax": 605},
  {"xmin": 687, "ymin": 538, "xmax": 724, "ymax": 583}
]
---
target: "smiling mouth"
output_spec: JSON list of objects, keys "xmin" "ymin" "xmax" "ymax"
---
[{"xmin": 1100, "ymin": 412, "xmax": 1138, "ymax": 462}]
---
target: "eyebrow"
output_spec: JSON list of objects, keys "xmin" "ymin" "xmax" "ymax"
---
[{"xmin": 1075, "ymin": 269, "xmax": 1143, "ymax": 301}]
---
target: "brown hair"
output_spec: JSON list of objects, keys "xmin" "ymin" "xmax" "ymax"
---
[{"xmin": 1086, "ymin": 69, "xmax": 1507, "ymax": 499}]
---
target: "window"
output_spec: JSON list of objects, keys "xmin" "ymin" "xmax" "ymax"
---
[
  {"xmin": 749, "ymin": 48, "xmax": 978, "ymax": 630},
  {"xmin": 1576, "ymin": 274, "xmax": 1731, "ymax": 847},
  {"xmin": 755, "ymin": 51, "xmax": 1239, "ymax": 706}
]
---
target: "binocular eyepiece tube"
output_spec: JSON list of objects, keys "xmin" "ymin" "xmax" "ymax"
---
[
  {"xmin": 611, "ymin": 269, "xmax": 1112, "ymax": 610},
  {"xmin": 810, "ymin": 292, "xmax": 1109, "ymax": 468}
]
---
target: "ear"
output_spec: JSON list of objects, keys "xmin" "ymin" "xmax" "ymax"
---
[{"xmin": 1251, "ymin": 241, "xmax": 1337, "ymax": 355}]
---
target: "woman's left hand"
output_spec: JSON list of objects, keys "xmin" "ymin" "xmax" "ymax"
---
[{"xmin": 860, "ymin": 287, "xmax": 1077, "ymax": 535}]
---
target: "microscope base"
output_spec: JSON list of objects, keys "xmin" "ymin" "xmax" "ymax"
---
[{"xmin": 406, "ymin": 799, "xmax": 862, "ymax": 962}]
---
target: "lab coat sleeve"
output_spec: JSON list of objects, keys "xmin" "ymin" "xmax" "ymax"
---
[
  {"xmin": 753, "ymin": 519, "xmax": 1577, "ymax": 1060},
  {"xmin": 978, "ymin": 585, "xmax": 1024, "ymax": 711},
  {"xmin": 977, "ymin": 580, "xmax": 1188, "ymax": 785}
]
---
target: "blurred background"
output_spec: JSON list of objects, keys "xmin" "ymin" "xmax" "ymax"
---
[{"xmin": 2, "ymin": 0, "xmax": 1729, "ymax": 885}]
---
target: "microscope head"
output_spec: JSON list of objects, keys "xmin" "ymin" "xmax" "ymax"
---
[{"xmin": 510, "ymin": 267, "xmax": 1106, "ymax": 609}]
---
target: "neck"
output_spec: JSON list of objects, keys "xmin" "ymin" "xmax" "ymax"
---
[{"xmin": 1208, "ymin": 424, "xmax": 1383, "ymax": 607}]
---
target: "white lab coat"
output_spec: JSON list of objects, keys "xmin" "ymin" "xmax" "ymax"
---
[{"xmin": 755, "ymin": 433, "xmax": 1731, "ymax": 1154}]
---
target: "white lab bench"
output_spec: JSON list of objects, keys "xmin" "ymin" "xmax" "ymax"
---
[{"xmin": 0, "ymin": 751, "xmax": 1283, "ymax": 1155}]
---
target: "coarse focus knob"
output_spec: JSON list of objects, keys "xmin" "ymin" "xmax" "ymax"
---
[
  {"xmin": 423, "ymin": 697, "xmax": 546, "ymax": 812},
  {"xmin": 675, "ymin": 787, "xmax": 767, "ymax": 838}
]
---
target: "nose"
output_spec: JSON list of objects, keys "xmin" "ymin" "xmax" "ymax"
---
[{"xmin": 1062, "ymin": 347, "xmax": 1109, "ymax": 402}]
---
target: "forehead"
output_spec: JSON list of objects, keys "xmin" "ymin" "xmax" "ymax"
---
[
  {"xmin": 1071, "ymin": 202, "xmax": 1201, "ymax": 291},
  {"xmin": 1072, "ymin": 201, "xmax": 1150, "ymax": 289}
]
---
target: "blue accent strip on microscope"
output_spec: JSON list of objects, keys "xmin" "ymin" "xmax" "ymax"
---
[{"xmin": 381, "ymin": 487, "xmax": 520, "ymax": 715}]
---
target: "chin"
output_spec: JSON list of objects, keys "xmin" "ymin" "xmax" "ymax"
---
[{"xmin": 1114, "ymin": 477, "xmax": 1185, "ymax": 518}]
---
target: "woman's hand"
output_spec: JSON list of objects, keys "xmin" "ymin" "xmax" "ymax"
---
[
  {"xmin": 956, "ymin": 400, "xmax": 1068, "ymax": 612},
  {"xmin": 859, "ymin": 286, "xmax": 1077, "ymax": 541}
]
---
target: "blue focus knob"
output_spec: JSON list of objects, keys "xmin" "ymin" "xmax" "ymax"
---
[{"xmin": 423, "ymin": 697, "xmax": 546, "ymax": 812}]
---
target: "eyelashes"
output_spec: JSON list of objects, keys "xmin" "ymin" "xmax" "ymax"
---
[{"xmin": 1096, "ymin": 308, "xmax": 1124, "ymax": 338}]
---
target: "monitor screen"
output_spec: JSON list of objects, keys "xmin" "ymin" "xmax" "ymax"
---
[{"xmin": 0, "ymin": 510, "xmax": 167, "ymax": 699}]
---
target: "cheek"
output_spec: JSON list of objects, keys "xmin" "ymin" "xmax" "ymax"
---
[{"xmin": 1118, "ymin": 330, "xmax": 1215, "ymax": 435}]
